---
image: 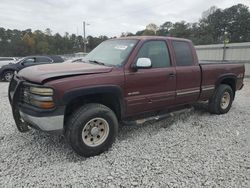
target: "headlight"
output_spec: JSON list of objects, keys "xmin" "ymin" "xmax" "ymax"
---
[
  {"xmin": 30, "ymin": 87, "xmax": 53, "ymax": 96},
  {"xmin": 22, "ymin": 86, "xmax": 55, "ymax": 109}
]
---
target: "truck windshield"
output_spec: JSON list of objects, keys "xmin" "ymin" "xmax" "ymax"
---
[{"xmin": 84, "ymin": 39, "xmax": 138, "ymax": 66}]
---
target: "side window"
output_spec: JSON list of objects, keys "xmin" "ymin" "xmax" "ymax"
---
[
  {"xmin": 173, "ymin": 41, "xmax": 193, "ymax": 66},
  {"xmin": 136, "ymin": 41, "xmax": 171, "ymax": 68},
  {"xmin": 37, "ymin": 57, "xmax": 53, "ymax": 63},
  {"xmin": 23, "ymin": 58, "xmax": 35, "ymax": 64}
]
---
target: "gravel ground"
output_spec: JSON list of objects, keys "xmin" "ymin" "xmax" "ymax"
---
[{"xmin": 0, "ymin": 80, "xmax": 250, "ymax": 188}]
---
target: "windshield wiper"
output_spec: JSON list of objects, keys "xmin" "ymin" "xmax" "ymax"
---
[{"xmin": 88, "ymin": 60, "xmax": 105, "ymax": 66}]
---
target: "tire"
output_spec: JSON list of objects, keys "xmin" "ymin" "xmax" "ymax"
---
[
  {"xmin": 3, "ymin": 70, "xmax": 14, "ymax": 82},
  {"xmin": 65, "ymin": 103, "xmax": 118, "ymax": 157},
  {"xmin": 208, "ymin": 84, "xmax": 234, "ymax": 114}
]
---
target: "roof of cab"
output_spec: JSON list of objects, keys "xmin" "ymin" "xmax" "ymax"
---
[{"xmin": 114, "ymin": 36, "xmax": 192, "ymax": 42}]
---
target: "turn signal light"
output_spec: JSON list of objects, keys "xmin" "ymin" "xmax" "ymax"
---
[{"xmin": 29, "ymin": 99, "xmax": 55, "ymax": 109}]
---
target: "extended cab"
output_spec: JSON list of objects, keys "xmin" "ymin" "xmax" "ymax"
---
[{"xmin": 8, "ymin": 36, "xmax": 245, "ymax": 157}]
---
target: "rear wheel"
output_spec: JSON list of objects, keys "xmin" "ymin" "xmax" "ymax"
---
[
  {"xmin": 3, "ymin": 70, "xmax": 14, "ymax": 82},
  {"xmin": 208, "ymin": 84, "xmax": 234, "ymax": 114},
  {"xmin": 65, "ymin": 103, "xmax": 118, "ymax": 157}
]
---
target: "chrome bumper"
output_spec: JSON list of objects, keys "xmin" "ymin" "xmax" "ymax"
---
[{"xmin": 19, "ymin": 111, "xmax": 64, "ymax": 132}]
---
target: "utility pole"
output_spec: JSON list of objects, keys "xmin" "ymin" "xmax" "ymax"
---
[
  {"xmin": 222, "ymin": 40, "xmax": 226, "ymax": 61},
  {"xmin": 222, "ymin": 31, "xmax": 229, "ymax": 61},
  {"xmin": 83, "ymin": 21, "xmax": 86, "ymax": 53}
]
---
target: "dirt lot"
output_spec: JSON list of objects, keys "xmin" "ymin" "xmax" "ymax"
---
[{"xmin": 0, "ymin": 80, "xmax": 249, "ymax": 187}]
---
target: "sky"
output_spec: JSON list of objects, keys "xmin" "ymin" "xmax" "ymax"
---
[{"xmin": 0, "ymin": 0, "xmax": 250, "ymax": 37}]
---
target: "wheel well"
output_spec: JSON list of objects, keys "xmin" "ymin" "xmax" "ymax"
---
[
  {"xmin": 220, "ymin": 77, "xmax": 236, "ymax": 97},
  {"xmin": 64, "ymin": 93, "xmax": 122, "ymax": 125},
  {"xmin": 1, "ymin": 69, "xmax": 15, "ymax": 79}
]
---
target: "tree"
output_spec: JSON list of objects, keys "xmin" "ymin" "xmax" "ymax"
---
[
  {"xmin": 36, "ymin": 41, "xmax": 49, "ymax": 54},
  {"xmin": 223, "ymin": 4, "xmax": 250, "ymax": 42},
  {"xmin": 202, "ymin": 6, "xmax": 218, "ymax": 19},
  {"xmin": 141, "ymin": 30, "xmax": 155, "ymax": 36},
  {"xmin": 146, "ymin": 23, "xmax": 159, "ymax": 34},
  {"xmin": 121, "ymin": 32, "xmax": 134, "ymax": 37},
  {"xmin": 86, "ymin": 35, "xmax": 108, "ymax": 52},
  {"xmin": 169, "ymin": 21, "xmax": 191, "ymax": 38},
  {"xmin": 157, "ymin": 21, "xmax": 173, "ymax": 36},
  {"xmin": 45, "ymin": 28, "xmax": 52, "ymax": 36}
]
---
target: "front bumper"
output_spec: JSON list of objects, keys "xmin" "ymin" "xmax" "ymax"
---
[
  {"xmin": 9, "ymin": 75, "xmax": 65, "ymax": 134},
  {"xmin": 19, "ymin": 111, "xmax": 64, "ymax": 133}
]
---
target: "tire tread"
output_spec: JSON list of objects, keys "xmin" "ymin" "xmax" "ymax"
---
[{"xmin": 65, "ymin": 103, "xmax": 118, "ymax": 157}]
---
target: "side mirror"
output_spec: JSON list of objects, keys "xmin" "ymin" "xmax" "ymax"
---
[{"xmin": 135, "ymin": 58, "xmax": 152, "ymax": 70}]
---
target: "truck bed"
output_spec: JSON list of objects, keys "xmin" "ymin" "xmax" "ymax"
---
[{"xmin": 199, "ymin": 62, "xmax": 245, "ymax": 100}]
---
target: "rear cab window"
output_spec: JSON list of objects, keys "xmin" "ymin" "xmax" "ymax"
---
[
  {"xmin": 136, "ymin": 40, "xmax": 171, "ymax": 68},
  {"xmin": 172, "ymin": 41, "xmax": 193, "ymax": 66}
]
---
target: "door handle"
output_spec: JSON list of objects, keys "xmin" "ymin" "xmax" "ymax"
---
[{"xmin": 168, "ymin": 73, "xmax": 175, "ymax": 78}]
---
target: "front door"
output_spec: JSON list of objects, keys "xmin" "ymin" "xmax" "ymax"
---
[{"xmin": 125, "ymin": 40, "xmax": 176, "ymax": 116}]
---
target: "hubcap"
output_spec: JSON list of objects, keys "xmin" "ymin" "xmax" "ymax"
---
[
  {"xmin": 4, "ymin": 72, "xmax": 13, "ymax": 82},
  {"xmin": 220, "ymin": 91, "xmax": 230, "ymax": 110},
  {"xmin": 82, "ymin": 118, "xmax": 109, "ymax": 147}
]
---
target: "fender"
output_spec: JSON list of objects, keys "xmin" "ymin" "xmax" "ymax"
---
[
  {"xmin": 62, "ymin": 85, "xmax": 125, "ymax": 118},
  {"xmin": 215, "ymin": 73, "xmax": 237, "ymax": 99},
  {"xmin": 215, "ymin": 73, "xmax": 237, "ymax": 89}
]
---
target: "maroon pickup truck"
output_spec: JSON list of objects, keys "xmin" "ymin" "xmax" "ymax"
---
[{"xmin": 9, "ymin": 36, "xmax": 245, "ymax": 157}]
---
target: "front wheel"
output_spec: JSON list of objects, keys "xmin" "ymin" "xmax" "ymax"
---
[
  {"xmin": 208, "ymin": 84, "xmax": 234, "ymax": 114},
  {"xmin": 3, "ymin": 71, "xmax": 14, "ymax": 82},
  {"xmin": 65, "ymin": 103, "xmax": 118, "ymax": 157}
]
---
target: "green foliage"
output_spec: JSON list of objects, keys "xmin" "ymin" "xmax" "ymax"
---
[
  {"xmin": 142, "ymin": 29, "xmax": 156, "ymax": 36},
  {"xmin": 124, "ymin": 3, "xmax": 250, "ymax": 45},
  {"xmin": 169, "ymin": 21, "xmax": 191, "ymax": 38},
  {"xmin": 0, "ymin": 28, "xmax": 109, "ymax": 56}
]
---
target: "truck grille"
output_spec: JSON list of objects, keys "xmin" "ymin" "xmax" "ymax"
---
[
  {"xmin": 20, "ymin": 85, "xmax": 30, "ymax": 104},
  {"xmin": 9, "ymin": 75, "xmax": 29, "ymax": 105}
]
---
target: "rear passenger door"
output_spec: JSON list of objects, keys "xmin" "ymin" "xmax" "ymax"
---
[
  {"xmin": 172, "ymin": 40, "xmax": 201, "ymax": 104},
  {"xmin": 125, "ymin": 40, "xmax": 176, "ymax": 115}
]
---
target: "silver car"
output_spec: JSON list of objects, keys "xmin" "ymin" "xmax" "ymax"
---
[{"xmin": 0, "ymin": 57, "xmax": 17, "ymax": 68}]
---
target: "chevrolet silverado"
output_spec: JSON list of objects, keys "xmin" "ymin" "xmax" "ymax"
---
[{"xmin": 8, "ymin": 36, "xmax": 245, "ymax": 157}]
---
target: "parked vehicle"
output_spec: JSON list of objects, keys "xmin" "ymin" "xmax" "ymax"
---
[
  {"xmin": 0, "ymin": 55, "xmax": 64, "ymax": 81},
  {"xmin": 0, "ymin": 57, "xmax": 17, "ymax": 68},
  {"xmin": 9, "ymin": 36, "xmax": 245, "ymax": 157},
  {"xmin": 63, "ymin": 58, "xmax": 84, "ymax": 63}
]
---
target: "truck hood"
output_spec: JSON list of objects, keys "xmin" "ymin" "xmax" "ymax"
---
[{"xmin": 18, "ymin": 63, "xmax": 113, "ymax": 83}]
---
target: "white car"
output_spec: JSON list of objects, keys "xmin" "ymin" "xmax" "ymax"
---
[{"xmin": 0, "ymin": 57, "xmax": 17, "ymax": 68}]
